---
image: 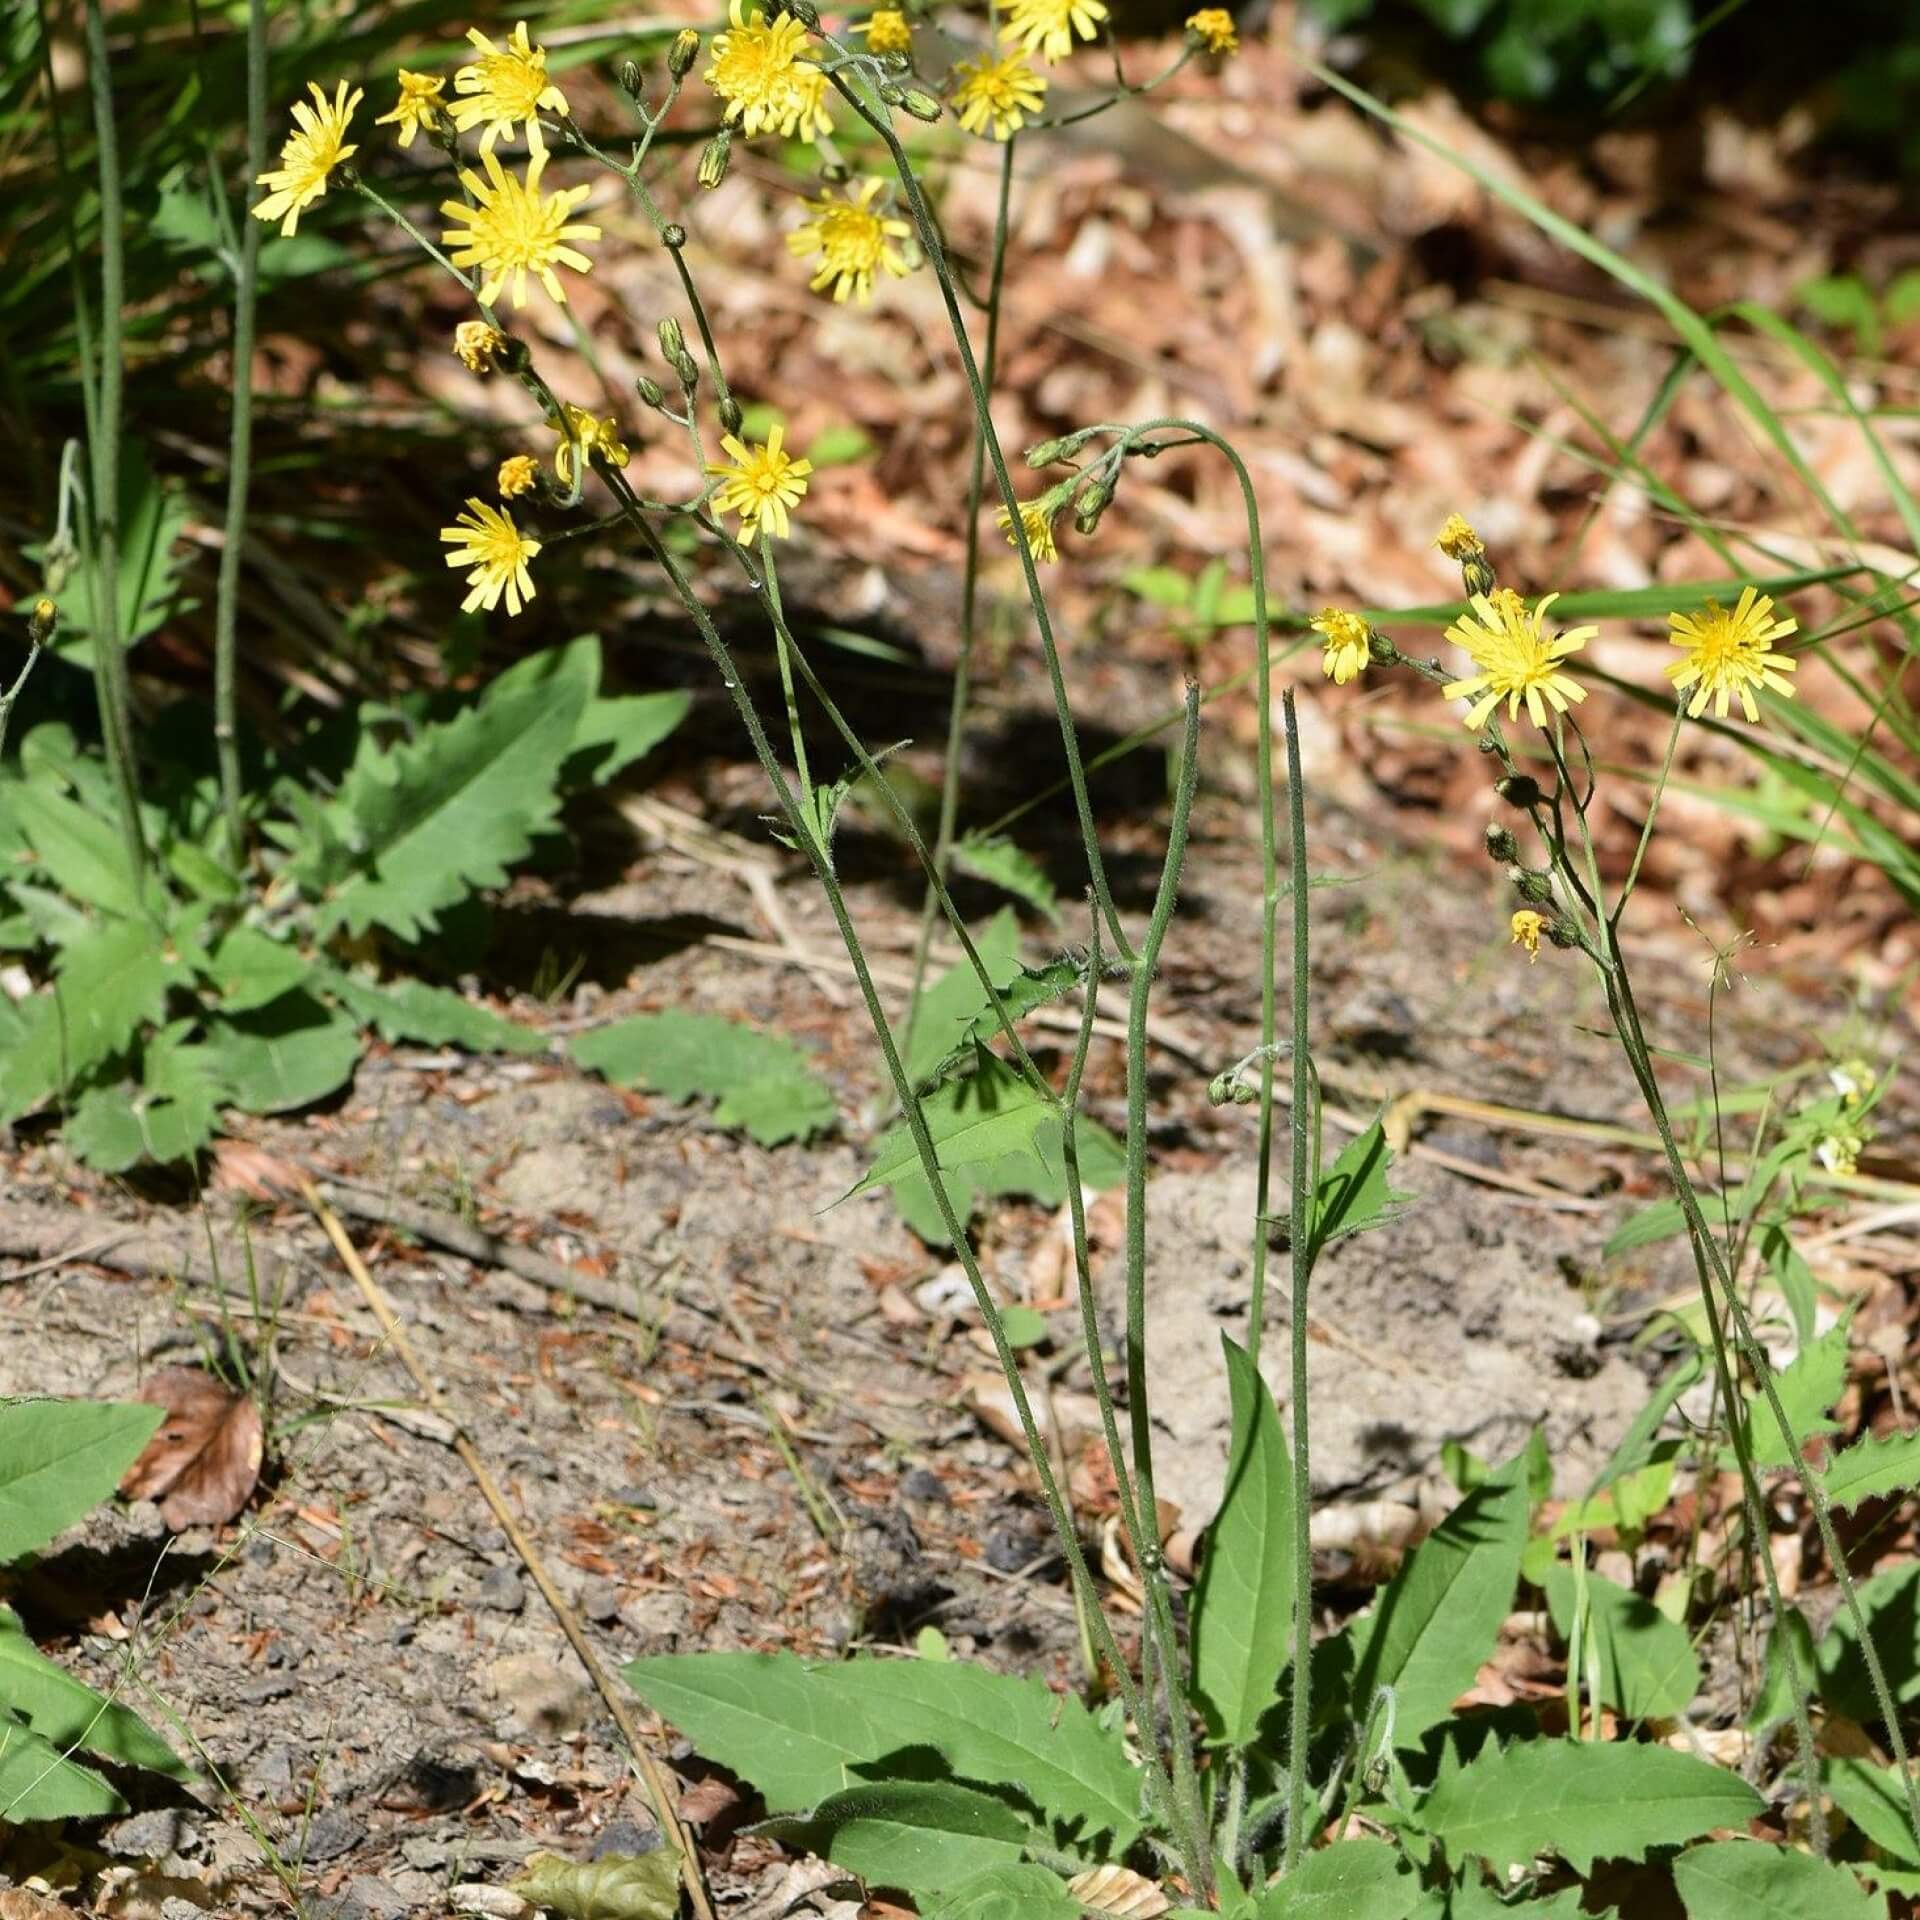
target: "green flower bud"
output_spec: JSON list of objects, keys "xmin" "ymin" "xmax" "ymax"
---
[
  {"xmin": 899, "ymin": 87, "xmax": 942, "ymax": 121},
  {"xmin": 619, "ymin": 58, "xmax": 645, "ymax": 97},
  {"xmin": 718, "ymin": 396, "xmax": 744, "ymax": 435},
  {"xmin": 1073, "ymin": 476, "xmax": 1114, "ymax": 536},
  {"xmin": 668, "ymin": 29, "xmax": 701, "ymax": 76},
  {"xmin": 777, "ymin": 0, "xmax": 820, "ymax": 27},
  {"xmin": 1025, "ymin": 436, "xmax": 1074, "ymax": 468},
  {"xmin": 28, "ymin": 597, "xmax": 57, "ymax": 645},
  {"xmin": 1484, "ymin": 823, "xmax": 1518, "ymax": 864},
  {"xmin": 657, "ymin": 318, "xmax": 686, "ymax": 363},
  {"xmin": 1509, "ymin": 866, "xmax": 1554, "ymax": 905},
  {"xmin": 697, "ymin": 130, "xmax": 732, "ymax": 190},
  {"xmin": 1496, "ymin": 773, "xmax": 1543, "ymax": 809},
  {"xmin": 674, "ymin": 350, "xmax": 700, "ymax": 388},
  {"xmin": 662, "ymin": 222, "xmax": 688, "ymax": 250},
  {"xmin": 635, "ymin": 375, "xmax": 666, "ymax": 409}
]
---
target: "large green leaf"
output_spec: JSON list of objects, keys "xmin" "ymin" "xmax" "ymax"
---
[
  {"xmin": 203, "ymin": 925, "xmax": 312, "ymax": 1013},
  {"xmin": 571, "ymin": 1012, "xmax": 833, "ymax": 1146},
  {"xmin": 1340, "ymin": 1456, "xmax": 1529, "ymax": 1749},
  {"xmin": 888, "ymin": 1107, "xmax": 1125, "ymax": 1248},
  {"xmin": 0, "ymin": 1399, "xmax": 164, "ymax": 1563},
  {"xmin": 0, "ymin": 1707, "xmax": 125, "ymax": 1821},
  {"xmin": 1825, "ymin": 1757, "xmax": 1920, "ymax": 1867},
  {"xmin": 759, "ymin": 1780, "xmax": 1039, "ymax": 1895},
  {"xmin": 1743, "ymin": 1320, "xmax": 1849, "ymax": 1469},
  {"xmin": 1673, "ymin": 1840, "xmax": 1884, "ymax": 1920},
  {"xmin": 325, "ymin": 972, "xmax": 544, "ymax": 1057},
  {"xmin": 0, "ymin": 1604, "xmax": 180, "ymax": 1776},
  {"xmin": 850, "ymin": 1048, "xmax": 1055, "ymax": 1203},
  {"xmin": 919, "ymin": 1864, "xmax": 1079, "ymax": 1920},
  {"xmin": 1256, "ymin": 1838, "xmax": 1417, "ymax": 1920},
  {"xmin": 1543, "ymin": 1567, "xmax": 1700, "ymax": 1721},
  {"xmin": 318, "ymin": 637, "xmax": 595, "ymax": 939},
  {"xmin": 200, "ymin": 991, "xmax": 360, "ymax": 1114},
  {"xmin": 1192, "ymin": 1337, "xmax": 1296, "ymax": 1747},
  {"xmin": 64, "ymin": 1021, "xmax": 224, "ymax": 1169},
  {"xmin": 52, "ymin": 914, "xmax": 189, "ymax": 1069},
  {"xmin": 1417, "ymin": 1740, "xmax": 1765, "ymax": 1875},
  {"xmin": 6, "ymin": 781, "xmax": 142, "ymax": 915},
  {"xmin": 1817, "ymin": 1562, "xmax": 1920, "ymax": 1720},
  {"xmin": 1822, "ymin": 1430, "xmax": 1920, "ymax": 1514}
]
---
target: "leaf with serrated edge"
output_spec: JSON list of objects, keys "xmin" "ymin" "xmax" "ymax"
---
[
  {"xmin": 848, "ymin": 1050, "xmax": 1054, "ymax": 1203},
  {"xmin": 1418, "ymin": 1740, "xmax": 1764, "ymax": 1875},
  {"xmin": 757, "ymin": 1780, "xmax": 1037, "ymax": 1895},
  {"xmin": 1673, "ymin": 1839, "xmax": 1884, "ymax": 1920},
  {"xmin": 1745, "ymin": 1319, "xmax": 1850, "ymax": 1469},
  {"xmin": 953, "ymin": 834, "xmax": 1059, "ymax": 922},
  {"xmin": 325, "ymin": 972, "xmax": 543, "ymax": 1056},
  {"xmin": 1822, "ymin": 1430, "xmax": 1920, "ymax": 1513},
  {"xmin": 0, "ymin": 1605, "xmax": 180, "ymax": 1776},
  {"xmin": 0, "ymin": 1400, "xmax": 164, "ymax": 1563},
  {"xmin": 901, "ymin": 910, "xmax": 1024, "ymax": 1088},
  {"xmin": 1254, "ymin": 1838, "xmax": 1416, "ymax": 1920}
]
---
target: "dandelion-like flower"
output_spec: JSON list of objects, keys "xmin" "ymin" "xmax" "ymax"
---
[
  {"xmin": 1435, "ymin": 513, "xmax": 1486, "ymax": 562},
  {"xmin": 1185, "ymin": 8, "xmax": 1238, "ymax": 53},
  {"xmin": 441, "ymin": 498, "xmax": 541, "ymax": 616},
  {"xmin": 453, "ymin": 320, "xmax": 510, "ymax": 373},
  {"xmin": 1509, "ymin": 910, "xmax": 1547, "ymax": 963},
  {"xmin": 252, "ymin": 81, "xmax": 361, "ymax": 237},
  {"xmin": 1313, "ymin": 607, "xmax": 1370, "ymax": 686},
  {"xmin": 1001, "ymin": 0, "xmax": 1108, "ymax": 63},
  {"xmin": 375, "ymin": 69, "xmax": 446, "ymax": 148},
  {"xmin": 441, "ymin": 147, "xmax": 600, "ymax": 310},
  {"xmin": 497, "ymin": 455, "xmax": 540, "ymax": 499},
  {"xmin": 1442, "ymin": 588, "xmax": 1593, "ymax": 730},
  {"xmin": 952, "ymin": 52, "xmax": 1046, "ymax": 140},
  {"xmin": 552, "ymin": 405, "xmax": 632, "ymax": 487},
  {"xmin": 705, "ymin": 0, "xmax": 830, "ymax": 140},
  {"xmin": 859, "ymin": 7, "xmax": 915, "ymax": 56},
  {"xmin": 451, "ymin": 21, "xmax": 570, "ymax": 156},
  {"xmin": 996, "ymin": 499, "xmax": 1059, "ymax": 564},
  {"xmin": 1665, "ymin": 586, "xmax": 1798, "ymax": 722},
  {"xmin": 708, "ymin": 425, "xmax": 813, "ymax": 543},
  {"xmin": 787, "ymin": 179, "xmax": 911, "ymax": 304}
]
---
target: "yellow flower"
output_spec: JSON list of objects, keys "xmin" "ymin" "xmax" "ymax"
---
[
  {"xmin": 858, "ymin": 7, "xmax": 915, "ymax": 56},
  {"xmin": 452, "ymin": 320, "xmax": 509, "ymax": 373},
  {"xmin": 251, "ymin": 81, "xmax": 361, "ymax": 237},
  {"xmin": 995, "ymin": 499, "xmax": 1058, "ymax": 564},
  {"xmin": 1000, "ymin": 0, "xmax": 1108, "ymax": 63},
  {"xmin": 552, "ymin": 404, "xmax": 632, "ymax": 487},
  {"xmin": 787, "ymin": 179, "xmax": 911, "ymax": 304},
  {"xmin": 1665, "ymin": 586, "xmax": 1798, "ymax": 722},
  {"xmin": 1829, "ymin": 1058, "xmax": 1875, "ymax": 1106},
  {"xmin": 1509, "ymin": 910, "xmax": 1547, "ymax": 963},
  {"xmin": 951, "ymin": 52, "xmax": 1046, "ymax": 139},
  {"xmin": 440, "ymin": 146, "xmax": 600, "ymax": 310},
  {"xmin": 1816, "ymin": 1127, "xmax": 1865, "ymax": 1177},
  {"xmin": 1312, "ymin": 607, "xmax": 1370, "ymax": 686},
  {"xmin": 1185, "ymin": 8, "xmax": 1238, "ymax": 53},
  {"xmin": 704, "ymin": 0, "xmax": 830, "ymax": 140},
  {"xmin": 451, "ymin": 20, "xmax": 570, "ymax": 157},
  {"xmin": 375, "ymin": 69, "xmax": 446, "ymax": 148},
  {"xmin": 708, "ymin": 425, "xmax": 813, "ymax": 543},
  {"xmin": 1434, "ymin": 513, "xmax": 1486, "ymax": 562},
  {"xmin": 497, "ymin": 454, "xmax": 540, "ymax": 499},
  {"xmin": 441, "ymin": 498, "xmax": 541, "ymax": 616},
  {"xmin": 1442, "ymin": 588, "xmax": 1594, "ymax": 730}
]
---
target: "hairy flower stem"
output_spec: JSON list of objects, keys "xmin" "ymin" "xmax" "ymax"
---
[
  {"xmin": 760, "ymin": 545, "xmax": 813, "ymax": 812},
  {"xmin": 212, "ymin": 0, "xmax": 267, "ymax": 867}
]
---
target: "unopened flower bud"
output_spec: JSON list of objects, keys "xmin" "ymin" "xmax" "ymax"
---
[
  {"xmin": 775, "ymin": 0, "xmax": 819, "ymax": 27},
  {"xmin": 899, "ymin": 87, "xmax": 942, "ymax": 121},
  {"xmin": 1463, "ymin": 556, "xmax": 1496, "ymax": 598},
  {"xmin": 1484, "ymin": 823, "xmax": 1518, "ymax": 864},
  {"xmin": 635, "ymin": 375, "xmax": 666, "ymax": 408},
  {"xmin": 28, "ymin": 597, "xmax": 57, "ymax": 645},
  {"xmin": 662, "ymin": 222, "xmax": 688, "ymax": 250},
  {"xmin": 1509, "ymin": 865, "xmax": 1554, "ymax": 905},
  {"xmin": 698, "ymin": 130, "xmax": 732, "ymax": 189},
  {"xmin": 1365, "ymin": 629, "xmax": 1401, "ymax": 666},
  {"xmin": 718, "ymin": 396, "xmax": 744, "ymax": 436},
  {"xmin": 619, "ymin": 57, "xmax": 645, "ymax": 97},
  {"xmin": 668, "ymin": 29, "xmax": 701, "ymax": 76},
  {"xmin": 818, "ymin": 158, "xmax": 851, "ymax": 185},
  {"xmin": 657, "ymin": 318, "xmax": 686, "ymax": 363},
  {"xmin": 1496, "ymin": 773, "xmax": 1543, "ymax": 809},
  {"xmin": 1073, "ymin": 477, "xmax": 1113, "ymax": 536},
  {"xmin": 1025, "ymin": 436, "xmax": 1073, "ymax": 468},
  {"xmin": 674, "ymin": 351, "xmax": 700, "ymax": 388}
]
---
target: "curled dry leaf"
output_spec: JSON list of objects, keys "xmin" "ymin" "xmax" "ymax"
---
[
  {"xmin": 508, "ymin": 1849, "xmax": 680, "ymax": 1920},
  {"xmin": 119, "ymin": 1368, "xmax": 264, "ymax": 1530},
  {"xmin": 1067, "ymin": 1864, "xmax": 1170, "ymax": 1918}
]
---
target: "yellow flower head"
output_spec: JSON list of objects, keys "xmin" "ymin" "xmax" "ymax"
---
[
  {"xmin": 705, "ymin": 0, "xmax": 830, "ymax": 140},
  {"xmin": 497, "ymin": 454, "xmax": 540, "ymax": 499},
  {"xmin": 708, "ymin": 424, "xmax": 813, "ymax": 544},
  {"xmin": 453, "ymin": 320, "xmax": 510, "ymax": 373},
  {"xmin": 442, "ymin": 497, "xmax": 541, "ymax": 617},
  {"xmin": 1000, "ymin": 0, "xmax": 1109, "ymax": 63},
  {"xmin": 441, "ymin": 146, "xmax": 600, "ymax": 310},
  {"xmin": 1312, "ymin": 607, "xmax": 1371, "ymax": 686},
  {"xmin": 252, "ymin": 81, "xmax": 362, "ymax": 237},
  {"xmin": 1509, "ymin": 909, "xmax": 1548, "ymax": 963},
  {"xmin": 995, "ymin": 500, "xmax": 1059, "ymax": 564},
  {"xmin": 951, "ymin": 52, "xmax": 1046, "ymax": 140},
  {"xmin": 1435, "ymin": 513, "xmax": 1486, "ymax": 562},
  {"xmin": 451, "ymin": 20, "xmax": 570, "ymax": 157},
  {"xmin": 375, "ymin": 69, "xmax": 446, "ymax": 148},
  {"xmin": 1442, "ymin": 588, "xmax": 1594, "ymax": 730},
  {"xmin": 1816, "ymin": 1127, "xmax": 1866, "ymax": 1177},
  {"xmin": 858, "ymin": 7, "xmax": 915, "ymax": 56},
  {"xmin": 1829, "ymin": 1058, "xmax": 1875, "ymax": 1107},
  {"xmin": 1665, "ymin": 586, "xmax": 1798, "ymax": 722},
  {"xmin": 553, "ymin": 404, "xmax": 632, "ymax": 487},
  {"xmin": 787, "ymin": 179, "xmax": 911, "ymax": 304},
  {"xmin": 1185, "ymin": 8, "xmax": 1238, "ymax": 53}
]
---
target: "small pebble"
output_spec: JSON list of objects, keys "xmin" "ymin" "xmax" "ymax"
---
[{"xmin": 476, "ymin": 1566, "xmax": 525, "ymax": 1613}]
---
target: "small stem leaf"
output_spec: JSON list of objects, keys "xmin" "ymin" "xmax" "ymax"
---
[{"xmin": 1543, "ymin": 1567, "xmax": 1701, "ymax": 1721}]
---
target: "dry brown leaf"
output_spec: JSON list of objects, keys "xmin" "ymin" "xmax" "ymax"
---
[
  {"xmin": 1067, "ymin": 1864, "xmax": 1170, "ymax": 1918},
  {"xmin": 0, "ymin": 1894, "xmax": 84, "ymax": 1920},
  {"xmin": 119, "ymin": 1369, "xmax": 264, "ymax": 1530},
  {"xmin": 209, "ymin": 1138, "xmax": 303, "ymax": 1202}
]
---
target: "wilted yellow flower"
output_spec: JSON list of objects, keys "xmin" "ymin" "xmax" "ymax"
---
[
  {"xmin": 1442, "ymin": 588, "xmax": 1593, "ymax": 730},
  {"xmin": 451, "ymin": 20, "xmax": 570, "ymax": 156},
  {"xmin": 252, "ymin": 81, "xmax": 361, "ymax": 237},
  {"xmin": 859, "ymin": 7, "xmax": 914, "ymax": 56},
  {"xmin": 995, "ymin": 499, "xmax": 1059, "ymax": 564},
  {"xmin": 1185, "ymin": 8, "xmax": 1238, "ymax": 53},
  {"xmin": 1312, "ymin": 607, "xmax": 1370, "ymax": 686},
  {"xmin": 708, "ymin": 425, "xmax": 813, "ymax": 543},
  {"xmin": 951, "ymin": 52, "xmax": 1046, "ymax": 139},
  {"xmin": 705, "ymin": 0, "xmax": 830, "ymax": 139},
  {"xmin": 441, "ymin": 498, "xmax": 541, "ymax": 616},
  {"xmin": 375, "ymin": 69, "xmax": 446, "ymax": 148},
  {"xmin": 452, "ymin": 320, "xmax": 509, "ymax": 373},
  {"xmin": 1665, "ymin": 586, "xmax": 1798, "ymax": 722},
  {"xmin": 497, "ymin": 454, "xmax": 540, "ymax": 498},
  {"xmin": 1000, "ymin": 0, "xmax": 1108, "ymax": 62},
  {"xmin": 787, "ymin": 179, "xmax": 911, "ymax": 304},
  {"xmin": 1435, "ymin": 513, "xmax": 1486, "ymax": 562},
  {"xmin": 552, "ymin": 404, "xmax": 631, "ymax": 486},
  {"xmin": 441, "ymin": 147, "xmax": 600, "ymax": 310},
  {"xmin": 1509, "ymin": 910, "xmax": 1547, "ymax": 963}
]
